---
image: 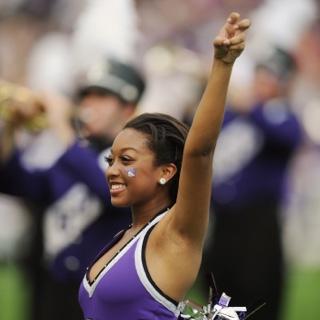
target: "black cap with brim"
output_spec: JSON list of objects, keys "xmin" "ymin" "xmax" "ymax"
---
[
  {"xmin": 255, "ymin": 47, "xmax": 296, "ymax": 81},
  {"xmin": 78, "ymin": 58, "xmax": 145, "ymax": 104}
]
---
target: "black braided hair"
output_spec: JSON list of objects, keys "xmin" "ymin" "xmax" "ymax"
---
[{"xmin": 124, "ymin": 113, "xmax": 189, "ymax": 203}]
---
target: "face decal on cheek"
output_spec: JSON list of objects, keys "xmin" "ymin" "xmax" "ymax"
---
[{"xmin": 125, "ymin": 167, "xmax": 136, "ymax": 177}]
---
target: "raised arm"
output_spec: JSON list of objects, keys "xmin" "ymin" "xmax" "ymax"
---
[{"xmin": 171, "ymin": 12, "xmax": 251, "ymax": 245}]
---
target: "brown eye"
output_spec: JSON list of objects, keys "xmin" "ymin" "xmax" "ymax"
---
[
  {"xmin": 120, "ymin": 156, "xmax": 133, "ymax": 164},
  {"xmin": 104, "ymin": 156, "xmax": 114, "ymax": 166}
]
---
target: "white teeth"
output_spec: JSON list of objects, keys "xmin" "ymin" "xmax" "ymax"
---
[{"xmin": 111, "ymin": 184, "xmax": 125, "ymax": 190}]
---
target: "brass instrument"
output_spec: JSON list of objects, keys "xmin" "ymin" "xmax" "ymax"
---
[{"xmin": 0, "ymin": 81, "xmax": 47, "ymax": 132}]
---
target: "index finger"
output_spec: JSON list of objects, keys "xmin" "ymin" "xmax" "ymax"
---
[
  {"xmin": 227, "ymin": 12, "xmax": 241, "ymax": 25},
  {"xmin": 224, "ymin": 12, "xmax": 241, "ymax": 37},
  {"xmin": 237, "ymin": 19, "xmax": 251, "ymax": 31}
]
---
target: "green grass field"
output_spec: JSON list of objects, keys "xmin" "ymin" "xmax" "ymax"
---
[
  {"xmin": 0, "ymin": 263, "xmax": 30, "ymax": 320},
  {"xmin": 281, "ymin": 267, "xmax": 320, "ymax": 320},
  {"xmin": 0, "ymin": 263, "xmax": 319, "ymax": 320}
]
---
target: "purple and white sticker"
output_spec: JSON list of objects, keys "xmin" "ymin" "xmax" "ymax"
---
[{"xmin": 126, "ymin": 168, "xmax": 136, "ymax": 177}]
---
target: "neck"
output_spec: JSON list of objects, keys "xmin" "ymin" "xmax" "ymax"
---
[{"xmin": 130, "ymin": 200, "xmax": 172, "ymax": 231}]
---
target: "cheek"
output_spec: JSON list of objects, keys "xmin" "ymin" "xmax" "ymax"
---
[
  {"xmin": 127, "ymin": 168, "xmax": 158, "ymax": 192},
  {"xmin": 100, "ymin": 104, "xmax": 123, "ymax": 122},
  {"xmin": 123, "ymin": 167, "xmax": 137, "ymax": 178},
  {"xmin": 131, "ymin": 171, "xmax": 158, "ymax": 197}
]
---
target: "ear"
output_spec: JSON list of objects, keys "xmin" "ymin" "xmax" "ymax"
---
[{"xmin": 159, "ymin": 163, "xmax": 177, "ymax": 184}]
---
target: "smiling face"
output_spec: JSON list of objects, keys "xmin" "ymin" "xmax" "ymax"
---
[{"xmin": 106, "ymin": 128, "xmax": 168, "ymax": 208}]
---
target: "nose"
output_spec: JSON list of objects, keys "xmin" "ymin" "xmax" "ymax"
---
[{"xmin": 105, "ymin": 159, "xmax": 121, "ymax": 180}]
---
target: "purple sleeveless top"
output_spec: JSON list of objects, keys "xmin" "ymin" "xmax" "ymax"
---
[{"xmin": 78, "ymin": 209, "xmax": 183, "ymax": 319}]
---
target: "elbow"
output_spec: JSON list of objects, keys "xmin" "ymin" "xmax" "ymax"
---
[{"xmin": 184, "ymin": 143, "xmax": 216, "ymax": 158}]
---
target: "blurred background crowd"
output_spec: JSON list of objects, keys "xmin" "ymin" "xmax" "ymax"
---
[{"xmin": 0, "ymin": 0, "xmax": 319, "ymax": 319}]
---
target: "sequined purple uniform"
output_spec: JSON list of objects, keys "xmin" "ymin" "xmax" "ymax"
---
[{"xmin": 79, "ymin": 211, "xmax": 183, "ymax": 319}]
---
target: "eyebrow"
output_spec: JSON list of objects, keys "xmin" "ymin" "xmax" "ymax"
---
[{"xmin": 110, "ymin": 147, "xmax": 138, "ymax": 154}]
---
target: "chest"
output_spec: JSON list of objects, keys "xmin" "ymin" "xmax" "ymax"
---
[
  {"xmin": 88, "ymin": 233, "xmax": 134, "ymax": 283},
  {"xmin": 81, "ymin": 235, "xmax": 145, "ymax": 307}
]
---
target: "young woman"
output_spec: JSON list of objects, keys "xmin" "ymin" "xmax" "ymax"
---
[{"xmin": 79, "ymin": 12, "xmax": 250, "ymax": 319}]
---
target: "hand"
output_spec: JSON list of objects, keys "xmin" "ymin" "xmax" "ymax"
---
[
  {"xmin": 0, "ymin": 82, "xmax": 44, "ymax": 129},
  {"xmin": 39, "ymin": 92, "xmax": 76, "ymax": 146},
  {"xmin": 214, "ymin": 12, "xmax": 251, "ymax": 64},
  {"xmin": 39, "ymin": 92, "xmax": 73, "ymax": 127}
]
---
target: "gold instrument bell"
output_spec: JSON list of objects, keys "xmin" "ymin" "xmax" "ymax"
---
[{"xmin": 0, "ymin": 80, "xmax": 47, "ymax": 132}]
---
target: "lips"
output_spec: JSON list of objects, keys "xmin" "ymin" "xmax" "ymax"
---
[{"xmin": 109, "ymin": 182, "xmax": 126, "ymax": 195}]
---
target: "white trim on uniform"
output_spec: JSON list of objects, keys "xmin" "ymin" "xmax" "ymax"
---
[
  {"xmin": 134, "ymin": 212, "xmax": 183, "ymax": 317},
  {"xmin": 82, "ymin": 210, "xmax": 169, "ymax": 299}
]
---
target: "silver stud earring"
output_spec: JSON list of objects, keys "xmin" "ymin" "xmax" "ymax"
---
[{"xmin": 159, "ymin": 178, "xmax": 166, "ymax": 185}]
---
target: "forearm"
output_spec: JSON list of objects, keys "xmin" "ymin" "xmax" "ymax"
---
[
  {"xmin": 51, "ymin": 121, "xmax": 76, "ymax": 148},
  {"xmin": 185, "ymin": 59, "xmax": 233, "ymax": 155},
  {"xmin": 171, "ymin": 12, "xmax": 249, "ymax": 244}
]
